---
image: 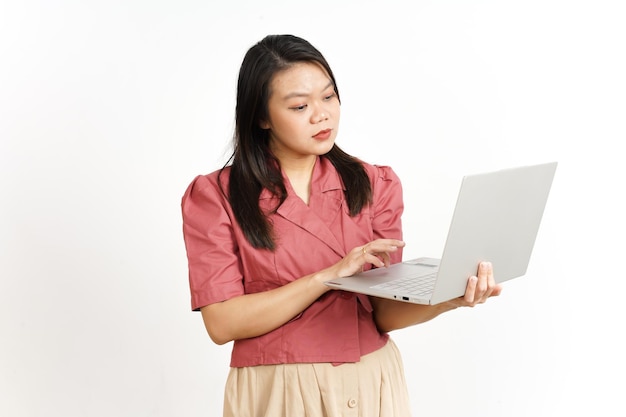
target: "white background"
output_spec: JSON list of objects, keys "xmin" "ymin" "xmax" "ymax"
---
[{"xmin": 1, "ymin": 1, "xmax": 625, "ymax": 416}]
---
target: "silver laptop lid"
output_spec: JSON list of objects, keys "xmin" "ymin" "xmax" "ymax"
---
[{"xmin": 429, "ymin": 161, "xmax": 557, "ymax": 304}]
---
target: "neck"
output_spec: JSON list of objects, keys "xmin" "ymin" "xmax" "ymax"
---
[
  {"xmin": 280, "ymin": 156, "xmax": 317, "ymax": 204},
  {"xmin": 281, "ymin": 155, "xmax": 316, "ymax": 178}
]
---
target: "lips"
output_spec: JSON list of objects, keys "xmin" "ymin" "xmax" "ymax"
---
[{"xmin": 313, "ymin": 129, "xmax": 332, "ymax": 140}]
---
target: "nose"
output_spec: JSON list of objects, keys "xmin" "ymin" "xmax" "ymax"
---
[{"xmin": 313, "ymin": 109, "xmax": 329, "ymax": 123}]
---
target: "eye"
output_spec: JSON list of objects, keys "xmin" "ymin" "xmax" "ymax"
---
[
  {"xmin": 323, "ymin": 92, "xmax": 336, "ymax": 101},
  {"xmin": 289, "ymin": 104, "xmax": 307, "ymax": 111}
]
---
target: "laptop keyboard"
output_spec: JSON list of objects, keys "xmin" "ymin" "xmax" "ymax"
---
[{"xmin": 371, "ymin": 272, "xmax": 437, "ymax": 296}]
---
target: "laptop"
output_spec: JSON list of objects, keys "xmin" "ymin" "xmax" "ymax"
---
[{"xmin": 324, "ymin": 161, "xmax": 558, "ymax": 305}]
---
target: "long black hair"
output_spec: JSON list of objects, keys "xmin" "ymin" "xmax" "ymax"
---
[{"xmin": 220, "ymin": 34, "xmax": 372, "ymax": 250}]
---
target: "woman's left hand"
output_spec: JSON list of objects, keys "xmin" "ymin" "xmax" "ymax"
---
[{"xmin": 450, "ymin": 261, "xmax": 502, "ymax": 307}]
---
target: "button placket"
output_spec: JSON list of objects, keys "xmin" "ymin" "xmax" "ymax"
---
[{"xmin": 343, "ymin": 363, "xmax": 359, "ymax": 416}]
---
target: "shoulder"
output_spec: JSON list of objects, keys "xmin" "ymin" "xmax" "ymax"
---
[
  {"xmin": 182, "ymin": 167, "xmax": 230, "ymax": 198},
  {"xmin": 181, "ymin": 166, "xmax": 232, "ymax": 213},
  {"xmin": 359, "ymin": 160, "xmax": 402, "ymax": 185},
  {"xmin": 359, "ymin": 161, "xmax": 403, "ymax": 213}
]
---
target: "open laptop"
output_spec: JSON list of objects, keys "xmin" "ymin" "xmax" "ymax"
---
[{"xmin": 324, "ymin": 161, "xmax": 558, "ymax": 305}]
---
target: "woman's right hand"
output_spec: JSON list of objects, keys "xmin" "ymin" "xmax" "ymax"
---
[{"xmin": 325, "ymin": 239, "xmax": 406, "ymax": 280}]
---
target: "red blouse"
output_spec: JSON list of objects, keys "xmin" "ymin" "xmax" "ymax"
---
[{"xmin": 181, "ymin": 156, "xmax": 404, "ymax": 367}]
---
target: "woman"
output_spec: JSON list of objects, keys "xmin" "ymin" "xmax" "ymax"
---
[{"xmin": 181, "ymin": 34, "xmax": 501, "ymax": 417}]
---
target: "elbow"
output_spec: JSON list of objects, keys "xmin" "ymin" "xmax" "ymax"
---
[
  {"xmin": 370, "ymin": 296, "xmax": 433, "ymax": 333},
  {"xmin": 370, "ymin": 297, "xmax": 399, "ymax": 333},
  {"xmin": 201, "ymin": 304, "xmax": 234, "ymax": 345},
  {"xmin": 204, "ymin": 319, "xmax": 234, "ymax": 345},
  {"xmin": 208, "ymin": 332, "xmax": 231, "ymax": 346},
  {"xmin": 373, "ymin": 316, "xmax": 398, "ymax": 334}
]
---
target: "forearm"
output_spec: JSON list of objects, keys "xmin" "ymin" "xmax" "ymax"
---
[
  {"xmin": 201, "ymin": 269, "xmax": 333, "ymax": 344},
  {"xmin": 370, "ymin": 296, "xmax": 459, "ymax": 333}
]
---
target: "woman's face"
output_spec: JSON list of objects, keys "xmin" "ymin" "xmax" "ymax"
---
[{"xmin": 262, "ymin": 62, "xmax": 340, "ymax": 164}]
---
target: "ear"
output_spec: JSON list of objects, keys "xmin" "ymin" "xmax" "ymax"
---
[{"xmin": 259, "ymin": 119, "xmax": 270, "ymax": 129}]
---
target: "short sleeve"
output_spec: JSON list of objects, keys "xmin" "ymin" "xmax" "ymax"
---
[
  {"xmin": 370, "ymin": 165, "xmax": 404, "ymax": 264},
  {"xmin": 181, "ymin": 173, "xmax": 245, "ymax": 310}
]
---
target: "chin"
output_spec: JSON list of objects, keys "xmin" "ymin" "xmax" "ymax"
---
[{"xmin": 315, "ymin": 141, "xmax": 336, "ymax": 155}]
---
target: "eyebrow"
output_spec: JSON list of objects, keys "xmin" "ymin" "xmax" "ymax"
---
[{"xmin": 282, "ymin": 81, "xmax": 334, "ymax": 100}]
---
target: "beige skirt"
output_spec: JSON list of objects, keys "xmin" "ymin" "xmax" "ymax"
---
[{"xmin": 222, "ymin": 338, "xmax": 411, "ymax": 417}]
